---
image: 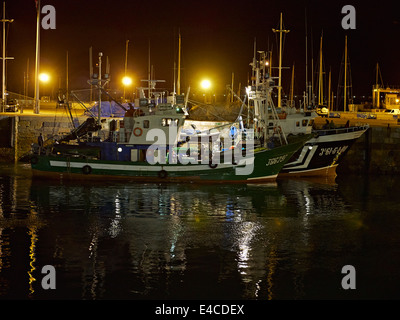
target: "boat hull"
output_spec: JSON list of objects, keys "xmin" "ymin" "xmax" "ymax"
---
[
  {"xmin": 31, "ymin": 136, "xmax": 310, "ymax": 183},
  {"xmin": 280, "ymin": 126, "xmax": 368, "ymax": 177}
]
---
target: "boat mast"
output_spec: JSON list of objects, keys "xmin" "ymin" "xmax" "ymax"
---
[
  {"xmin": 344, "ymin": 35, "xmax": 347, "ymax": 111},
  {"xmin": 98, "ymin": 52, "xmax": 102, "ymax": 127},
  {"xmin": 124, "ymin": 39, "xmax": 129, "ymax": 100},
  {"xmin": 290, "ymin": 62, "xmax": 295, "ymax": 107},
  {"xmin": 318, "ymin": 32, "xmax": 323, "ymax": 106},
  {"xmin": 177, "ymin": 30, "xmax": 181, "ymax": 95},
  {"xmin": 272, "ymin": 13, "xmax": 289, "ymax": 108},
  {"xmin": 252, "ymin": 38, "xmax": 256, "ymax": 85},
  {"xmin": 328, "ymin": 67, "xmax": 331, "ymax": 110},
  {"xmin": 89, "ymin": 47, "xmax": 93, "ymax": 101},
  {"xmin": 304, "ymin": 8, "xmax": 308, "ymax": 108},
  {"xmin": 66, "ymin": 51, "xmax": 69, "ymax": 101},
  {"xmin": 310, "ymin": 29, "xmax": 314, "ymax": 107},
  {"xmin": 148, "ymin": 40, "xmax": 152, "ymax": 99}
]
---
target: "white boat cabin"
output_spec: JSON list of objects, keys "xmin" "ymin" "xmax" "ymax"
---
[
  {"xmin": 273, "ymin": 108, "xmax": 317, "ymax": 136},
  {"xmin": 117, "ymin": 97, "xmax": 187, "ymax": 146}
]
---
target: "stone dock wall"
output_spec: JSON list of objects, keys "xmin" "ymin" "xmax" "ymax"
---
[
  {"xmin": 337, "ymin": 125, "xmax": 400, "ymax": 175},
  {"xmin": 0, "ymin": 115, "xmax": 88, "ymax": 162},
  {"xmin": 0, "ymin": 115, "xmax": 399, "ymax": 175}
]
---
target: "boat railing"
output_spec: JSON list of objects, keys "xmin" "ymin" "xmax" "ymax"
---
[{"xmin": 315, "ymin": 125, "xmax": 369, "ymax": 136}]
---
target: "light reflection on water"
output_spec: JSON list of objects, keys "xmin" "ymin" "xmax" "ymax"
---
[{"xmin": 0, "ymin": 164, "xmax": 400, "ymax": 299}]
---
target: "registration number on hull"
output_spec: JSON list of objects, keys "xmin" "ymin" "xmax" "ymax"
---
[
  {"xmin": 266, "ymin": 155, "xmax": 288, "ymax": 166},
  {"xmin": 319, "ymin": 145, "xmax": 348, "ymax": 156}
]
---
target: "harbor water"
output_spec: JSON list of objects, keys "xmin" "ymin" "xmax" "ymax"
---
[{"xmin": 1, "ymin": 163, "xmax": 400, "ymax": 300}]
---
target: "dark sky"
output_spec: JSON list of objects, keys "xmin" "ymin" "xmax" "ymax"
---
[{"xmin": 4, "ymin": 0, "xmax": 400, "ymax": 101}]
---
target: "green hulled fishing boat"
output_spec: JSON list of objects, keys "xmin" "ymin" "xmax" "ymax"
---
[{"xmin": 30, "ymin": 51, "xmax": 310, "ymax": 183}]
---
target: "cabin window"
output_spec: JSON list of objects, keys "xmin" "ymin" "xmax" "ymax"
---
[
  {"xmin": 308, "ymin": 119, "xmax": 314, "ymax": 127},
  {"xmin": 162, "ymin": 118, "xmax": 179, "ymax": 126},
  {"xmin": 143, "ymin": 120, "xmax": 150, "ymax": 128},
  {"xmin": 302, "ymin": 120, "xmax": 308, "ymax": 127},
  {"xmin": 296, "ymin": 121, "xmax": 300, "ymax": 127}
]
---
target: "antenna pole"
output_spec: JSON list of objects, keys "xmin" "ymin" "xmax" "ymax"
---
[{"xmin": 272, "ymin": 12, "xmax": 290, "ymax": 108}]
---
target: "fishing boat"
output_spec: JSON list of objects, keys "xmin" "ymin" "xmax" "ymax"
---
[
  {"xmin": 275, "ymin": 109, "xmax": 368, "ymax": 177},
  {"xmin": 30, "ymin": 52, "xmax": 309, "ymax": 183},
  {"xmin": 277, "ymin": 31, "xmax": 369, "ymax": 177},
  {"xmin": 249, "ymin": 15, "xmax": 368, "ymax": 178}
]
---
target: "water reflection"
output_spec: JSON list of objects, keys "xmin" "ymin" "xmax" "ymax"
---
[{"xmin": 1, "ymin": 164, "xmax": 400, "ymax": 299}]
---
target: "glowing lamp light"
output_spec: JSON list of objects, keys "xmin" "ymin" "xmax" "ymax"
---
[
  {"xmin": 39, "ymin": 73, "xmax": 50, "ymax": 82},
  {"xmin": 201, "ymin": 79, "xmax": 211, "ymax": 90},
  {"xmin": 122, "ymin": 76, "xmax": 132, "ymax": 86}
]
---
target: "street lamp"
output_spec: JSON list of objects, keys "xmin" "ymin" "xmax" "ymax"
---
[
  {"xmin": 122, "ymin": 76, "xmax": 132, "ymax": 86},
  {"xmin": 39, "ymin": 73, "xmax": 50, "ymax": 101},
  {"xmin": 201, "ymin": 79, "xmax": 211, "ymax": 90},
  {"xmin": 39, "ymin": 73, "xmax": 50, "ymax": 83},
  {"xmin": 122, "ymin": 76, "xmax": 132, "ymax": 101},
  {"xmin": 200, "ymin": 79, "xmax": 212, "ymax": 103}
]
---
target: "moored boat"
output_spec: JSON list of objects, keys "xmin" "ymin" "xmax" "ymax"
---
[
  {"xmin": 277, "ymin": 109, "xmax": 369, "ymax": 177},
  {"xmin": 30, "ymin": 52, "xmax": 310, "ymax": 183}
]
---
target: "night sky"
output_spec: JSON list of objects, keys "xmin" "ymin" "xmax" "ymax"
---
[{"xmin": 4, "ymin": 0, "xmax": 400, "ymax": 102}]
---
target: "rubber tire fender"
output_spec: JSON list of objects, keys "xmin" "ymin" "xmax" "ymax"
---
[
  {"xmin": 82, "ymin": 165, "xmax": 92, "ymax": 175},
  {"xmin": 158, "ymin": 170, "xmax": 168, "ymax": 179}
]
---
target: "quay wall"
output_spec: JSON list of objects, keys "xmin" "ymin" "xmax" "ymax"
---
[
  {"xmin": 0, "ymin": 115, "xmax": 89, "ymax": 162},
  {"xmin": 0, "ymin": 114, "xmax": 399, "ymax": 175},
  {"xmin": 337, "ymin": 125, "xmax": 400, "ymax": 175}
]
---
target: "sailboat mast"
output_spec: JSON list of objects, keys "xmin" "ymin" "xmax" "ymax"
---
[
  {"xmin": 148, "ymin": 39, "xmax": 151, "ymax": 99},
  {"xmin": 344, "ymin": 35, "xmax": 347, "ymax": 111},
  {"xmin": 66, "ymin": 51, "xmax": 69, "ymax": 101},
  {"xmin": 98, "ymin": 52, "xmax": 103, "ymax": 127},
  {"xmin": 252, "ymin": 38, "xmax": 256, "ymax": 86},
  {"xmin": 290, "ymin": 63, "xmax": 295, "ymax": 107},
  {"xmin": 177, "ymin": 31, "xmax": 181, "ymax": 95},
  {"xmin": 272, "ymin": 14, "xmax": 290, "ymax": 108},
  {"xmin": 328, "ymin": 67, "xmax": 331, "ymax": 110},
  {"xmin": 304, "ymin": 9, "xmax": 308, "ymax": 107},
  {"xmin": 124, "ymin": 39, "xmax": 129, "ymax": 100},
  {"xmin": 318, "ymin": 32, "xmax": 323, "ymax": 106},
  {"xmin": 310, "ymin": 29, "xmax": 314, "ymax": 106},
  {"xmin": 231, "ymin": 72, "xmax": 234, "ymax": 103},
  {"xmin": 89, "ymin": 46, "xmax": 93, "ymax": 101}
]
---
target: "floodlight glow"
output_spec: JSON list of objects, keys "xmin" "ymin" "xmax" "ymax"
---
[
  {"xmin": 122, "ymin": 76, "xmax": 132, "ymax": 86},
  {"xmin": 201, "ymin": 79, "xmax": 211, "ymax": 89},
  {"xmin": 39, "ymin": 73, "xmax": 50, "ymax": 82}
]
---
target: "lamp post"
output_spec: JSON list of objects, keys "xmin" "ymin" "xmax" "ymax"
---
[
  {"xmin": 1, "ymin": 1, "xmax": 14, "ymax": 112},
  {"xmin": 34, "ymin": 0, "xmax": 41, "ymax": 114}
]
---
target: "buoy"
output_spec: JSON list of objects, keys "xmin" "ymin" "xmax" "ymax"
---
[{"xmin": 133, "ymin": 127, "xmax": 143, "ymax": 137}]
